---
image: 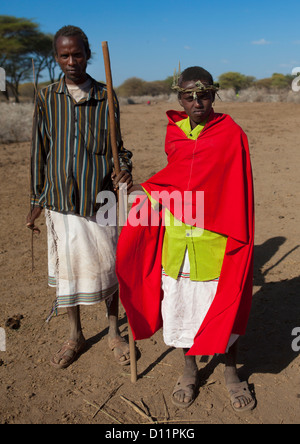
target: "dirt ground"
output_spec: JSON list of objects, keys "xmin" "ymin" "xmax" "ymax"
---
[{"xmin": 0, "ymin": 99, "xmax": 299, "ymax": 425}]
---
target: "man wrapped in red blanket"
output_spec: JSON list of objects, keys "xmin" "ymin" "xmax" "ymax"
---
[{"xmin": 116, "ymin": 67, "xmax": 255, "ymax": 412}]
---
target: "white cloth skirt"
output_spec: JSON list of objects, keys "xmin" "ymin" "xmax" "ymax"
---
[
  {"xmin": 161, "ymin": 250, "xmax": 238, "ymax": 352},
  {"xmin": 46, "ymin": 210, "xmax": 118, "ymax": 308}
]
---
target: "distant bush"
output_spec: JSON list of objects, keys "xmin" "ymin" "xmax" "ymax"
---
[
  {"xmin": 255, "ymin": 73, "xmax": 293, "ymax": 90},
  {"xmin": 218, "ymin": 72, "xmax": 255, "ymax": 93},
  {"xmin": 116, "ymin": 76, "xmax": 172, "ymax": 97},
  {"xmin": 217, "ymin": 87, "xmax": 300, "ymax": 103},
  {"xmin": 0, "ymin": 102, "xmax": 33, "ymax": 143},
  {"xmin": 1, "ymin": 80, "xmax": 57, "ymax": 102},
  {"xmin": 1, "ymin": 85, "xmax": 299, "ymax": 145},
  {"xmin": 219, "ymin": 71, "xmax": 293, "ymax": 93}
]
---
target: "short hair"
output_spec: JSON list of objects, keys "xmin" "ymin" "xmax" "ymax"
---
[
  {"xmin": 53, "ymin": 25, "xmax": 91, "ymax": 59},
  {"xmin": 178, "ymin": 66, "xmax": 214, "ymax": 87}
]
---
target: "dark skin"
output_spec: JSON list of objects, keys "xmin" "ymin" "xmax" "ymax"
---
[
  {"xmin": 26, "ymin": 35, "xmax": 132, "ymax": 367},
  {"xmin": 127, "ymin": 79, "xmax": 253, "ymax": 410},
  {"xmin": 178, "ymin": 80, "xmax": 215, "ymax": 129},
  {"xmin": 54, "ymin": 35, "xmax": 89, "ymax": 86}
]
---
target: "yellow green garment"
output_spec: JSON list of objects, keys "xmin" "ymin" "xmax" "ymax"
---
[{"xmin": 144, "ymin": 117, "xmax": 228, "ymax": 281}]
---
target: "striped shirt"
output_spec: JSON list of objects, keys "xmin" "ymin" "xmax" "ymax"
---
[{"xmin": 31, "ymin": 75, "xmax": 132, "ymax": 217}]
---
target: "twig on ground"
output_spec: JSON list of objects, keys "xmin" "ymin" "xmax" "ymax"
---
[
  {"xmin": 83, "ymin": 383, "xmax": 123, "ymax": 419},
  {"xmin": 162, "ymin": 393, "xmax": 170, "ymax": 421},
  {"xmin": 120, "ymin": 395, "xmax": 156, "ymax": 423}
]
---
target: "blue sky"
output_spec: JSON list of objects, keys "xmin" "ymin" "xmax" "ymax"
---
[{"xmin": 1, "ymin": 0, "xmax": 300, "ymax": 86}]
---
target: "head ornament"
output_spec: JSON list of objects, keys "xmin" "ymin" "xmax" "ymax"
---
[{"xmin": 171, "ymin": 63, "xmax": 219, "ymax": 98}]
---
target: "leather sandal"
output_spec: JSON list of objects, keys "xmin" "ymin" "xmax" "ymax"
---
[
  {"xmin": 227, "ymin": 381, "xmax": 256, "ymax": 412},
  {"xmin": 171, "ymin": 375, "xmax": 198, "ymax": 409},
  {"xmin": 108, "ymin": 336, "xmax": 130, "ymax": 366},
  {"xmin": 50, "ymin": 337, "xmax": 86, "ymax": 370}
]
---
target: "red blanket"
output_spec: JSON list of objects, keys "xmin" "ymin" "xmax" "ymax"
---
[{"xmin": 116, "ymin": 110, "xmax": 254, "ymax": 355}]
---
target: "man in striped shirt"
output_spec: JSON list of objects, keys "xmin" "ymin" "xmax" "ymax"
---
[{"xmin": 26, "ymin": 26, "xmax": 133, "ymax": 369}]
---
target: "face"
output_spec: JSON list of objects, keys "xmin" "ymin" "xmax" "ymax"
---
[
  {"xmin": 179, "ymin": 80, "xmax": 214, "ymax": 129},
  {"xmin": 55, "ymin": 35, "xmax": 89, "ymax": 85}
]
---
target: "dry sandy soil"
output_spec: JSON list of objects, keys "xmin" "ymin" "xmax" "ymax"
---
[{"xmin": 0, "ymin": 99, "xmax": 299, "ymax": 425}]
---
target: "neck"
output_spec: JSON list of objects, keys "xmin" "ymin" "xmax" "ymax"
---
[{"xmin": 65, "ymin": 74, "xmax": 89, "ymax": 86}]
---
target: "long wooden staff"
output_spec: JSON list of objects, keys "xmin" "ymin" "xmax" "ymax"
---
[
  {"xmin": 102, "ymin": 41, "xmax": 137, "ymax": 383},
  {"xmin": 29, "ymin": 59, "xmax": 38, "ymax": 272}
]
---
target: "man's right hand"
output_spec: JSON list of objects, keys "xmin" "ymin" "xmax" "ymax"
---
[{"xmin": 26, "ymin": 206, "xmax": 43, "ymax": 235}]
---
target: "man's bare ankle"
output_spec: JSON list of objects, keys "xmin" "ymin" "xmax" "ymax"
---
[{"xmin": 224, "ymin": 366, "xmax": 240, "ymax": 385}]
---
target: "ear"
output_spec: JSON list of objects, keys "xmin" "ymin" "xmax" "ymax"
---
[{"xmin": 178, "ymin": 95, "xmax": 184, "ymax": 108}]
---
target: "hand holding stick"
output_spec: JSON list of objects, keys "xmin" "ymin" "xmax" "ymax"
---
[{"xmin": 26, "ymin": 206, "xmax": 42, "ymax": 235}]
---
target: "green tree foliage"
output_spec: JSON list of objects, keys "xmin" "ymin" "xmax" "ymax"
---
[
  {"xmin": 116, "ymin": 77, "xmax": 146, "ymax": 96},
  {"xmin": 115, "ymin": 71, "xmax": 294, "ymax": 97},
  {"xmin": 0, "ymin": 15, "xmax": 56, "ymax": 101},
  {"xmin": 218, "ymin": 72, "xmax": 255, "ymax": 94},
  {"xmin": 0, "ymin": 16, "xmax": 36, "ymax": 100},
  {"xmin": 254, "ymin": 77, "xmax": 273, "ymax": 89},
  {"xmin": 31, "ymin": 32, "xmax": 56, "ymax": 85},
  {"xmin": 0, "ymin": 15, "xmax": 39, "ymax": 60},
  {"xmin": 269, "ymin": 73, "xmax": 293, "ymax": 89},
  {"xmin": 116, "ymin": 76, "xmax": 172, "ymax": 97},
  {"xmin": 254, "ymin": 73, "xmax": 293, "ymax": 90},
  {"xmin": 0, "ymin": 14, "xmax": 295, "ymax": 102}
]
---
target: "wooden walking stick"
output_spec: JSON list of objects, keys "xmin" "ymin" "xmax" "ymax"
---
[
  {"xmin": 102, "ymin": 41, "xmax": 137, "ymax": 383},
  {"xmin": 28, "ymin": 59, "xmax": 39, "ymax": 272}
]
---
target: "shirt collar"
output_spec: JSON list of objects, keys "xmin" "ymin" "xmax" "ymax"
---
[
  {"xmin": 175, "ymin": 117, "xmax": 207, "ymax": 140},
  {"xmin": 54, "ymin": 75, "xmax": 106, "ymax": 101}
]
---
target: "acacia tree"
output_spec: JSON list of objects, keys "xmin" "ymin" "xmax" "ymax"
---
[
  {"xmin": 5, "ymin": 53, "xmax": 33, "ymax": 102},
  {"xmin": 0, "ymin": 16, "xmax": 37, "ymax": 100},
  {"xmin": 218, "ymin": 72, "xmax": 255, "ymax": 94},
  {"xmin": 31, "ymin": 32, "xmax": 56, "ymax": 86},
  {"xmin": 0, "ymin": 15, "xmax": 56, "ymax": 101},
  {"xmin": 116, "ymin": 76, "xmax": 173, "ymax": 97}
]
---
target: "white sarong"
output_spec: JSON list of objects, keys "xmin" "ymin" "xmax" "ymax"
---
[
  {"xmin": 46, "ymin": 210, "xmax": 118, "ymax": 308},
  {"xmin": 161, "ymin": 250, "xmax": 238, "ymax": 351}
]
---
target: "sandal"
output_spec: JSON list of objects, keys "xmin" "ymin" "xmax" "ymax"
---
[
  {"xmin": 171, "ymin": 375, "xmax": 198, "ymax": 409},
  {"xmin": 227, "ymin": 381, "xmax": 255, "ymax": 412},
  {"xmin": 50, "ymin": 337, "xmax": 86, "ymax": 370},
  {"xmin": 108, "ymin": 336, "xmax": 130, "ymax": 366}
]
